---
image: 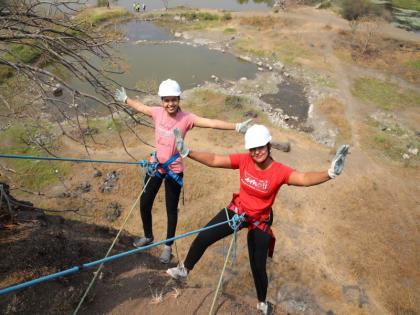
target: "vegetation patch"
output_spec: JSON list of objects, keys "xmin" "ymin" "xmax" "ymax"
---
[
  {"xmin": 6, "ymin": 43, "xmax": 42, "ymax": 64},
  {"xmin": 0, "ymin": 124, "xmax": 69, "ymax": 190},
  {"xmin": 317, "ymin": 97, "xmax": 352, "ymax": 144},
  {"xmin": 239, "ymin": 16, "xmax": 278, "ymax": 29},
  {"xmin": 234, "ymin": 37, "xmax": 269, "ymax": 58},
  {"xmin": 352, "ymin": 77, "xmax": 420, "ymax": 110},
  {"xmin": 75, "ymin": 7, "xmax": 129, "ymax": 26},
  {"xmin": 223, "ymin": 27, "xmax": 236, "ymax": 34},
  {"xmin": 0, "ymin": 65, "xmax": 14, "ymax": 84},
  {"xmin": 392, "ymin": 0, "xmax": 420, "ymax": 11},
  {"xmin": 135, "ymin": 79, "xmax": 159, "ymax": 94},
  {"xmin": 364, "ymin": 117, "xmax": 419, "ymax": 166},
  {"xmin": 184, "ymin": 88, "xmax": 262, "ymax": 124}
]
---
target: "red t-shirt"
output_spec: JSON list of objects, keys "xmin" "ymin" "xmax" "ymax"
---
[{"xmin": 229, "ymin": 153, "xmax": 294, "ymax": 221}]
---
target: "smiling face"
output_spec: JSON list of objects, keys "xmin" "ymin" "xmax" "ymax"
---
[
  {"xmin": 249, "ymin": 144, "xmax": 270, "ymax": 164},
  {"xmin": 161, "ymin": 96, "xmax": 180, "ymax": 115}
]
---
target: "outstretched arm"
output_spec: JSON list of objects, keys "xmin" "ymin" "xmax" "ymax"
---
[
  {"xmin": 193, "ymin": 116, "xmax": 252, "ymax": 133},
  {"xmin": 288, "ymin": 144, "xmax": 350, "ymax": 186},
  {"xmin": 115, "ymin": 87, "xmax": 153, "ymax": 116},
  {"xmin": 173, "ymin": 128, "xmax": 231, "ymax": 168},
  {"xmin": 188, "ymin": 150, "xmax": 232, "ymax": 168},
  {"xmin": 288, "ymin": 171, "xmax": 330, "ymax": 187}
]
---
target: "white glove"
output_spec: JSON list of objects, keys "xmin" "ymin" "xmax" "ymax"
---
[
  {"xmin": 328, "ymin": 144, "xmax": 349, "ymax": 179},
  {"xmin": 235, "ymin": 118, "xmax": 253, "ymax": 134},
  {"xmin": 115, "ymin": 87, "xmax": 128, "ymax": 103},
  {"xmin": 173, "ymin": 128, "xmax": 190, "ymax": 158}
]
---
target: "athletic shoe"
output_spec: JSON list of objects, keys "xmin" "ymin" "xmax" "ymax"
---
[
  {"xmin": 159, "ymin": 245, "xmax": 172, "ymax": 264},
  {"xmin": 257, "ymin": 301, "xmax": 274, "ymax": 315},
  {"xmin": 166, "ymin": 263, "xmax": 188, "ymax": 280},
  {"xmin": 133, "ymin": 236, "xmax": 153, "ymax": 248}
]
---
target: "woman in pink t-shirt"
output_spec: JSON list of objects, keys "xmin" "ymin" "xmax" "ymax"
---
[
  {"xmin": 167, "ymin": 125, "xmax": 349, "ymax": 315},
  {"xmin": 115, "ymin": 79, "xmax": 252, "ymax": 264}
]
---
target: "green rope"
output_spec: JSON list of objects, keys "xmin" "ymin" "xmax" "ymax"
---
[
  {"xmin": 208, "ymin": 230, "xmax": 237, "ymax": 315},
  {"xmin": 208, "ymin": 208, "xmax": 241, "ymax": 315},
  {"xmin": 72, "ymin": 177, "xmax": 151, "ymax": 315}
]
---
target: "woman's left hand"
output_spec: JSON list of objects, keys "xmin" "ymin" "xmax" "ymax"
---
[{"xmin": 328, "ymin": 144, "xmax": 349, "ymax": 179}]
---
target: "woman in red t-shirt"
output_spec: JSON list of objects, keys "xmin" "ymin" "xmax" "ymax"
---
[{"xmin": 167, "ymin": 125, "xmax": 349, "ymax": 315}]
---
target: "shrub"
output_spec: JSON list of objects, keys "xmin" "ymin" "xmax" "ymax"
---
[
  {"xmin": 340, "ymin": 0, "xmax": 373, "ymax": 20},
  {"xmin": 8, "ymin": 44, "xmax": 41, "ymax": 64},
  {"xmin": 222, "ymin": 12, "xmax": 232, "ymax": 21},
  {"xmin": 0, "ymin": 65, "xmax": 14, "ymax": 84},
  {"xmin": 225, "ymin": 95, "xmax": 246, "ymax": 109}
]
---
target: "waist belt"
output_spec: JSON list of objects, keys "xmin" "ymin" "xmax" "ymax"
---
[
  {"xmin": 227, "ymin": 203, "xmax": 276, "ymax": 258},
  {"xmin": 146, "ymin": 152, "xmax": 183, "ymax": 187}
]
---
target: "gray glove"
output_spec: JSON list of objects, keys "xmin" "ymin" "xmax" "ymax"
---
[
  {"xmin": 114, "ymin": 87, "xmax": 128, "ymax": 103},
  {"xmin": 328, "ymin": 144, "xmax": 349, "ymax": 179},
  {"xmin": 173, "ymin": 128, "xmax": 190, "ymax": 158},
  {"xmin": 235, "ymin": 118, "xmax": 253, "ymax": 134}
]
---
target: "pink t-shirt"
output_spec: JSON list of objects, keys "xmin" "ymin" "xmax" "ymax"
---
[
  {"xmin": 229, "ymin": 153, "xmax": 294, "ymax": 221},
  {"xmin": 151, "ymin": 107, "xmax": 195, "ymax": 173}
]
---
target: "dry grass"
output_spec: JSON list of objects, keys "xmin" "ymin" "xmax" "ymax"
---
[
  {"xmin": 316, "ymin": 96, "xmax": 352, "ymax": 145},
  {"xmin": 335, "ymin": 32, "xmax": 420, "ymax": 84}
]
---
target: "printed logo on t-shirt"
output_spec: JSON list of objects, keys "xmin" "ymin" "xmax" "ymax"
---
[
  {"xmin": 156, "ymin": 125, "xmax": 174, "ymax": 138},
  {"xmin": 241, "ymin": 170, "xmax": 269, "ymax": 192}
]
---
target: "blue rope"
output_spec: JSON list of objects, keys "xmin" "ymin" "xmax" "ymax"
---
[
  {"xmin": 0, "ymin": 216, "xmax": 241, "ymax": 296},
  {"xmin": 0, "ymin": 153, "xmax": 148, "ymax": 166},
  {"xmin": 0, "ymin": 153, "xmax": 183, "ymax": 186}
]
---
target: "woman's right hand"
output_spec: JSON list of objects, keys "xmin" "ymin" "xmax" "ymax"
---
[{"xmin": 173, "ymin": 128, "xmax": 190, "ymax": 158}]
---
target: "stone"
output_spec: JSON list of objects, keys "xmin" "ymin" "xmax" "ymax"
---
[
  {"xmin": 174, "ymin": 32, "xmax": 182, "ymax": 38},
  {"xmin": 402, "ymin": 153, "xmax": 410, "ymax": 160},
  {"xmin": 240, "ymin": 77, "xmax": 247, "ymax": 81},
  {"xmin": 258, "ymin": 67, "xmax": 264, "ymax": 71},
  {"xmin": 105, "ymin": 202, "xmax": 121, "ymax": 222},
  {"xmin": 408, "ymin": 147, "xmax": 418, "ymax": 156},
  {"xmin": 94, "ymin": 170, "xmax": 102, "ymax": 177},
  {"xmin": 75, "ymin": 182, "xmax": 91, "ymax": 193},
  {"xmin": 244, "ymin": 111, "xmax": 258, "ymax": 118},
  {"xmin": 53, "ymin": 84, "xmax": 63, "ymax": 97}
]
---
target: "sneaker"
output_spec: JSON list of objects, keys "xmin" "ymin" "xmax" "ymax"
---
[
  {"xmin": 166, "ymin": 263, "xmax": 188, "ymax": 280},
  {"xmin": 159, "ymin": 245, "xmax": 172, "ymax": 264},
  {"xmin": 133, "ymin": 236, "xmax": 153, "ymax": 248},
  {"xmin": 257, "ymin": 301, "xmax": 274, "ymax": 315}
]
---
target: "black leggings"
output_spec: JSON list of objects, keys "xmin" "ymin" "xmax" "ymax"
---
[
  {"xmin": 184, "ymin": 208, "xmax": 272, "ymax": 302},
  {"xmin": 140, "ymin": 173, "xmax": 183, "ymax": 246}
]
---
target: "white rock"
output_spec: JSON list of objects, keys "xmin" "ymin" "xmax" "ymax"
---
[
  {"xmin": 174, "ymin": 32, "xmax": 182, "ymax": 38},
  {"xmin": 239, "ymin": 55, "xmax": 252, "ymax": 62},
  {"xmin": 402, "ymin": 153, "xmax": 410, "ymax": 160},
  {"xmin": 240, "ymin": 77, "xmax": 247, "ymax": 81},
  {"xmin": 408, "ymin": 147, "xmax": 418, "ymax": 155},
  {"xmin": 257, "ymin": 61, "xmax": 263, "ymax": 66},
  {"xmin": 258, "ymin": 67, "xmax": 264, "ymax": 71},
  {"xmin": 174, "ymin": 16, "xmax": 181, "ymax": 21}
]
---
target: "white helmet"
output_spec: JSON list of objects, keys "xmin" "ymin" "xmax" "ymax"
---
[
  {"xmin": 244, "ymin": 124, "xmax": 272, "ymax": 149},
  {"xmin": 158, "ymin": 79, "xmax": 182, "ymax": 97}
]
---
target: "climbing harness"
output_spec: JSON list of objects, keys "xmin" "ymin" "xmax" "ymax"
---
[
  {"xmin": 146, "ymin": 152, "xmax": 183, "ymax": 187},
  {"xmin": 228, "ymin": 202, "xmax": 276, "ymax": 258}
]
